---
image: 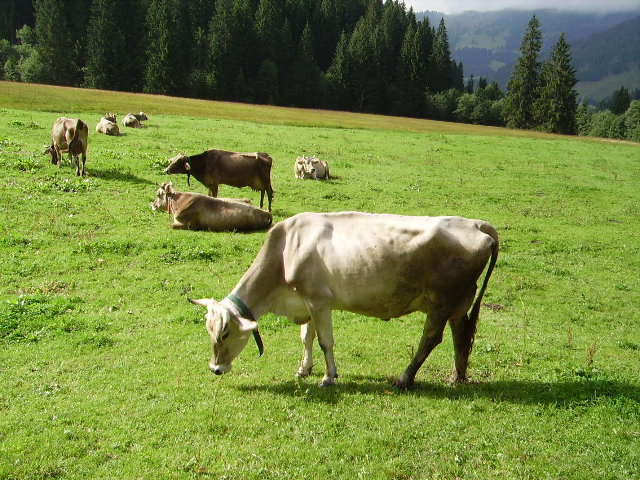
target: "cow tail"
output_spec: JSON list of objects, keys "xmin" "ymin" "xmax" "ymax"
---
[
  {"xmin": 467, "ymin": 224, "xmax": 499, "ymax": 346},
  {"xmin": 69, "ymin": 119, "xmax": 83, "ymax": 152}
]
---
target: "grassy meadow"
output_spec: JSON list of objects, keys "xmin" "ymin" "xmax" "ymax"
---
[{"xmin": 0, "ymin": 81, "xmax": 639, "ymax": 479}]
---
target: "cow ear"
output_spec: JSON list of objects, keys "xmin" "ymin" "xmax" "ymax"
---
[
  {"xmin": 189, "ymin": 298, "xmax": 211, "ymax": 308},
  {"xmin": 184, "ymin": 162, "xmax": 191, "ymax": 172},
  {"xmin": 234, "ymin": 315, "xmax": 258, "ymax": 333}
]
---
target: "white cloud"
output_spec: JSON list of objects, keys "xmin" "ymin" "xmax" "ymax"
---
[{"xmin": 403, "ymin": 0, "xmax": 640, "ymax": 15}]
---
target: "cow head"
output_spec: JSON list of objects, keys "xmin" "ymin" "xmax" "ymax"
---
[
  {"xmin": 43, "ymin": 144, "xmax": 58, "ymax": 164},
  {"xmin": 295, "ymin": 156, "xmax": 317, "ymax": 179},
  {"xmin": 164, "ymin": 153, "xmax": 191, "ymax": 175},
  {"xmin": 105, "ymin": 113, "xmax": 117, "ymax": 123},
  {"xmin": 189, "ymin": 298, "xmax": 260, "ymax": 375},
  {"xmin": 151, "ymin": 182, "xmax": 175, "ymax": 211}
]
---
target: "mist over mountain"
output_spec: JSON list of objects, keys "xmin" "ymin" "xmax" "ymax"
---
[{"xmin": 417, "ymin": 8, "xmax": 640, "ymax": 101}]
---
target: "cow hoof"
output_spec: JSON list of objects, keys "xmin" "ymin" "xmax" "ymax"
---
[
  {"xmin": 448, "ymin": 376, "xmax": 468, "ymax": 385},
  {"xmin": 295, "ymin": 369, "xmax": 310, "ymax": 378},
  {"xmin": 318, "ymin": 379, "xmax": 336, "ymax": 388},
  {"xmin": 392, "ymin": 378, "xmax": 413, "ymax": 390}
]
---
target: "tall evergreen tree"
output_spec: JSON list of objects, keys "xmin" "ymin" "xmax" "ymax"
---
[
  {"xmin": 34, "ymin": 0, "xmax": 74, "ymax": 85},
  {"xmin": 84, "ymin": 0, "xmax": 127, "ymax": 90},
  {"xmin": 326, "ymin": 31, "xmax": 353, "ymax": 110},
  {"xmin": 144, "ymin": 0, "xmax": 188, "ymax": 95},
  {"xmin": 286, "ymin": 22, "xmax": 323, "ymax": 107},
  {"xmin": 429, "ymin": 18, "xmax": 452, "ymax": 93},
  {"xmin": 611, "ymin": 86, "xmax": 631, "ymax": 114},
  {"xmin": 347, "ymin": 8, "xmax": 382, "ymax": 112},
  {"xmin": 504, "ymin": 15, "xmax": 542, "ymax": 129},
  {"xmin": 534, "ymin": 33, "xmax": 578, "ymax": 134}
]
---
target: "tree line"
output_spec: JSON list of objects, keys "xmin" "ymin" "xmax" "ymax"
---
[
  {"xmin": 0, "ymin": 0, "xmax": 463, "ymax": 118},
  {"xmin": 0, "ymin": 1, "xmax": 636, "ymax": 140}
]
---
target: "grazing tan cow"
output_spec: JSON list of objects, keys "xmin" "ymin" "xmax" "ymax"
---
[
  {"xmin": 294, "ymin": 156, "xmax": 329, "ymax": 180},
  {"xmin": 96, "ymin": 117, "xmax": 120, "ymax": 136},
  {"xmin": 164, "ymin": 149, "xmax": 275, "ymax": 211},
  {"xmin": 190, "ymin": 212, "xmax": 499, "ymax": 388},
  {"xmin": 45, "ymin": 117, "xmax": 88, "ymax": 176},
  {"xmin": 151, "ymin": 182, "xmax": 271, "ymax": 231},
  {"xmin": 122, "ymin": 113, "xmax": 145, "ymax": 128}
]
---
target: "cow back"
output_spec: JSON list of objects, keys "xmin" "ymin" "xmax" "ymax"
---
[{"xmin": 202, "ymin": 150, "xmax": 272, "ymax": 190}]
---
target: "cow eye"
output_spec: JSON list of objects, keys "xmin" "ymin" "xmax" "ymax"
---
[{"xmin": 221, "ymin": 332, "xmax": 230, "ymax": 340}]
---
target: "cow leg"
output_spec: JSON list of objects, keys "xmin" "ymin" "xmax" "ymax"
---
[
  {"xmin": 296, "ymin": 321, "xmax": 315, "ymax": 377},
  {"xmin": 73, "ymin": 153, "xmax": 81, "ymax": 176},
  {"xmin": 448, "ymin": 312, "xmax": 476, "ymax": 384},
  {"xmin": 393, "ymin": 307, "xmax": 449, "ymax": 389},
  {"xmin": 259, "ymin": 190, "xmax": 265, "ymax": 210},
  {"xmin": 80, "ymin": 152, "xmax": 86, "ymax": 177},
  {"xmin": 307, "ymin": 305, "xmax": 337, "ymax": 387},
  {"xmin": 266, "ymin": 186, "xmax": 274, "ymax": 212},
  {"xmin": 208, "ymin": 184, "xmax": 219, "ymax": 197}
]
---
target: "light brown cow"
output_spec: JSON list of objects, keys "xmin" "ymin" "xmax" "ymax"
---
[
  {"xmin": 122, "ymin": 113, "xmax": 145, "ymax": 128},
  {"xmin": 189, "ymin": 212, "xmax": 498, "ymax": 389},
  {"xmin": 164, "ymin": 149, "xmax": 275, "ymax": 211},
  {"xmin": 151, "ymin": 182, "xmax": 272, "ymax": 231},
  {"xmin": 45, "ymin": 117, "xmax": 88, "ymax": 176},
  {"xmin": 294, "ymin": 156, "xmax": 330, "ymax": 180},
  {"xmin": 96, "ymin": 117, "xmax": 120, "ymax": 136}
]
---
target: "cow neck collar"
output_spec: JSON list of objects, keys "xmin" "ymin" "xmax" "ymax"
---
[{"xmin": 225, "ymin": 293, "xmax": 255, "ymax": 321}]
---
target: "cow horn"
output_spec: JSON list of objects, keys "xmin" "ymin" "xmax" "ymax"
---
[{"xmin": 253, "ymin": 329, "xmax": 264, "ymax": 357}]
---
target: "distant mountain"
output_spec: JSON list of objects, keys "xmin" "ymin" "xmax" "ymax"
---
[
  {"xmin": 572, "ymin": 16, "xmax": 640, "ymax": 81},
  {"xmin": 417, "ymin": 9, "xmax": 640, "ymax": 101}
]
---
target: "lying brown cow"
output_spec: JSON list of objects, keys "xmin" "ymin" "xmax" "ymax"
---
[
  {"xmin": 96, "ymin": 117, "xmax": 120, "ymax": 136},
  {"xmin": 45, "ymin": 117, "xmax": 88, "ymax": 176},
  {"xmin": 151, "ymin": 182, "xmax": 272, "ymax": 231},
  {"xmin": 164, "ymin": 149, "xmax": 275, "ymax": 211}
]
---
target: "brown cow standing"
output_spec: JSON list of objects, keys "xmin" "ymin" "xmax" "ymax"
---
[
  {"xmin": 164, "ymin": 149, "xmax": 275, "ymax": 211},
  {"xmin": 151, "ymin": 182, "xmax": 272, "ymax": 231},
  {"xmin": 45, "ymin": 117, "xmax": 88, "ymax": 176}
]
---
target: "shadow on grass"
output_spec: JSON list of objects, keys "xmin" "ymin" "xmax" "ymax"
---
[
  {"xmin": 236, "ymin": 376, "xmax": 640, "ymax": 406},
  {"xmin": 90, "ymin": 168, "xmax": 156, "ymax": 185}
]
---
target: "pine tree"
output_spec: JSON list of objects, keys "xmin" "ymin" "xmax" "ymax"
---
[
  {"xmin": 504, "ymin": 15, "xmax": 542, "ymax": 129},
  {"xmin": 34, "ymin": 0, "xmax": 74, "ymax": 85},
  {"xmin": 534, "ymin": 33, "xmax": 578, "ymax": 134},
  {"xmin": 347, "ymin": 9, "xmax": 382, "ymax": 112},
  {"xmin": 84, "ymin": 0, "xmax": 127, "ymax": 90},
  {"xmin": 326, "ymin": 31, "xmax": 353, "ymax": 110},
  {"xmin": 429, "ymin": 18, "xmax": 452, "ymax": 93},
  {"xmin": 286, "ymin": 22, "xmax": 323, "ymax": 108},
  {"xmin": 611, "ymin": 86, "xmax": 631, "ymax": 114},
  {"xmin": 144, "ymin": 0, "xmax": 188, "ymax": 95}
]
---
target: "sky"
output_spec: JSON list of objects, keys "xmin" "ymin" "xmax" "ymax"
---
[{"xmin": 403, "ymin": 0, "xmax": 640, "ymax": 15}]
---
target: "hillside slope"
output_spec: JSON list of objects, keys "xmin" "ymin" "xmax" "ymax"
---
[{"xmin": 418, "ymin": 9, "xmax": 640, "ymax": 99}]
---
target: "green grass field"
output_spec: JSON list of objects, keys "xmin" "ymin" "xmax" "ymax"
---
[{"xmin": 1, "ymin": 81, "xmax": 639, "ymax": 479}]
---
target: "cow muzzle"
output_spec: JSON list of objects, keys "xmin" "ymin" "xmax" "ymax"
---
[{"xmin": 210, "ymin": 363, "xmax": 231, "ymax": 375}]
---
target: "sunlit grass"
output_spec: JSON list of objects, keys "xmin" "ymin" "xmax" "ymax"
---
[{"xmin": 0, "ymin": 81, "xmax": 639, "ymax": 480}]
